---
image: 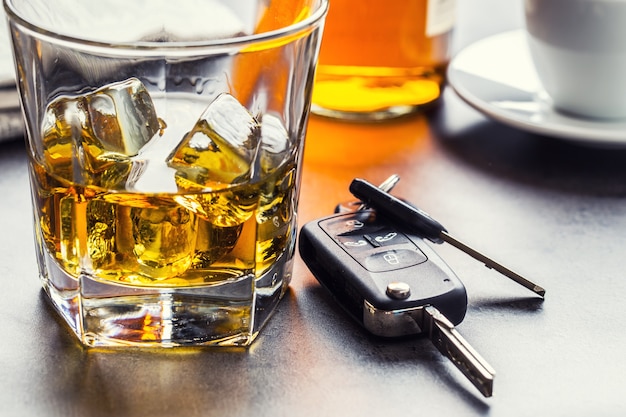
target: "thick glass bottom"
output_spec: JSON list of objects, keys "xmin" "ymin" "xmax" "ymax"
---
[{"xmin": 39, "ymin": 247, "xmax": 291, "ymax": 348}]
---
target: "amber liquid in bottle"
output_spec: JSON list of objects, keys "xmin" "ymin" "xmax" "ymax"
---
[{"xmin": 312, "ymin": 0, "xmax": 455, "ymax": 120}]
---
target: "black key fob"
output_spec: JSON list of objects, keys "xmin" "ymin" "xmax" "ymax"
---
[{"xmin": 299, "ymin": 210, "xmax": 468, "ymax": 338}]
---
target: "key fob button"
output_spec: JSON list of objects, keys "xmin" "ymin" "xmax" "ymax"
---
[
  {"xmin": 337, "ymin": 236, "xmax": 370, "ymax": 251},
  {"xmin": 365, "ymin": 231, "xmax": 410, "ymax": 247},
  {"xmin": 362, "ymin": 248, "xmax": 427, "ymax": 272},
  {"xmin": 320, "ymin": 211, "xmax": 382, "ymax": 236}
]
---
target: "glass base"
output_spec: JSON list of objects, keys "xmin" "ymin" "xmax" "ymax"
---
[{"xmin": 39, "ymin": 248, "xmax": 291, "ymax": 348}]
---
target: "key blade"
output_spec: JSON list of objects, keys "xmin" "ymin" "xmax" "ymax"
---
[
  {"xmin": 350, "ymin": 177, "xmax": 546, "ymax": 297},
  {"xmin": 424, "ymin": 306, "xmax": 495, "ymax": 398},
  {"xmin": 440, "ymin": 231, "xmax": 546, "ymax": 298},
  {"xmin": 378, "ymin": 174, "xmax": 401, "ymax": 193}
]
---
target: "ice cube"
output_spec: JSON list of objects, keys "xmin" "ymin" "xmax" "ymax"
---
[
  {"xmin": 86, "ymin": 198, "xmax": 117, "ymax": 268},
  {"xmin": 256, "ymin": 166, "xmax": 297, "ymax": 275},
  {"xmin": 40, "ymin": 78, "xmax": 159, "ymax": 188},
  {"xmin": 167, "ymin": 93, "xmax": 261, "ymax": 188},
  {"xmin": 81, "ymin": 77, "xmax": 160, "ymax": 156},
  {"xmin": 93, "ymin": 155, "xmax": 148, "ymax": 190},
  {"xmin": 174, "ymin": 183, "xmax": 258, "ymax": 228},
  {"xmin": 259, "ymin": 113, "xmax": 290, "ymax": 175},
  {"xmin": 111, "ymin": 199, "xmax": 197, "ymax": 280},
  {"xmin": 191, "ymin": 219, "xmax": 244, "ymax": 269},
  {"xmin": 41, "ymin": 97, "xmax": 81, "ymax": 180}
]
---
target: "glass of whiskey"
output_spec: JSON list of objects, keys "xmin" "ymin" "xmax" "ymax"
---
[{"xmin": 4, "ymin": 0, "xmax": 328, "ymax": 347}]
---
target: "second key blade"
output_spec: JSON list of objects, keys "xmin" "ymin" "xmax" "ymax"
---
[{"xmin": 423, "ymin": 306, "xmax": 495, "ymax": 397}]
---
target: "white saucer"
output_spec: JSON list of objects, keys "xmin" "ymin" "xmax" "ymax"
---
[{"xmin": 448, "ymin": 30, "xmax": 626, "ymax": 147}]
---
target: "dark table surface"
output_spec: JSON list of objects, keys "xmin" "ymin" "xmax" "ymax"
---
[{"xmin": 2, "ymin": 1, "xmax": 626, "ymax": 416}]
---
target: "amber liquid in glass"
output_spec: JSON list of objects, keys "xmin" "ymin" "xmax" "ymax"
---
[{"xmin": 32, "ymin": 94, "xmax": 297, "ymax": 346}]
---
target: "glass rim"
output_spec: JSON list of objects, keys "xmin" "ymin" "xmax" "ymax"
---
[{"xmin": 2, "ymin": 0, "xmax": 328, "ymax": 55}]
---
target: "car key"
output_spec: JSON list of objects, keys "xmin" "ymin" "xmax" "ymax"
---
[
  {"xmin": 349, "ymin": 177, "xmax": 546, "ymax": 297},
  {"xmin": 299, "ymin": 210, "xmax": 496, "ymax": 397}
]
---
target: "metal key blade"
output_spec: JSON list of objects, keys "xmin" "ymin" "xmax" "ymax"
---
[
  {"xmin": 423, "ymin": 306, "xmax": 495, "ymax": 397},
  {"xmin": 441, "ymin": 232, "xmax": 546, "ymax": 297},
  {"xmin": 349, "ymin": 177, "xmax": 546, "ymax": 298}
]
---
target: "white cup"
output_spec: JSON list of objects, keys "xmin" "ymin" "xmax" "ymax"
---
[{"xmin": 524, "ymin": 0, "xmax": 626, "ymax": 119}]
